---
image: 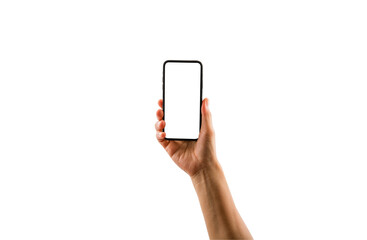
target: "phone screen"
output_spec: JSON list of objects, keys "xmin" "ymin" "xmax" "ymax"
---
[{"xmin": 163, "ymin": 60, "xmax": 202, "ymax": 140}]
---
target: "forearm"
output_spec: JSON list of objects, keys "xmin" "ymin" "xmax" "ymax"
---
[{"xmin": 191, "ymin": 159, "xmax": 252, "ymax": 240}]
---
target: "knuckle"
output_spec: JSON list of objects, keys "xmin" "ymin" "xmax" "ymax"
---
[
  {"xmin": 204, "ymin": 128, "xmax": 215, "ymax": 137},
  {"xmin": 208, "ymin": 127, "xmax": 215, "ymax": 136}
]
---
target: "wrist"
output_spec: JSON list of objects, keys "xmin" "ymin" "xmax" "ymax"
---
[{"xmin": 191, "ymin": 158, "xmax": 223, "ymax": 187}]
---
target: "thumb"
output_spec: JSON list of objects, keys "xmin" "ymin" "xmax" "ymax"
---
[{"xmin": 200, "ymin": 98, "xmax": 214, "ymax": 136}]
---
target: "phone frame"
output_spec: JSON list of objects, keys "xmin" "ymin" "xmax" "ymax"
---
[{"xmin": 162, "ymin": 60, "xmax": 203, "ymax": 141}]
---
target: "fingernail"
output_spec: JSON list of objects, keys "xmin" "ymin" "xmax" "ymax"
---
[{"xmin": 206, "ymin": 99, "xmax": 209, "ymax": 109}]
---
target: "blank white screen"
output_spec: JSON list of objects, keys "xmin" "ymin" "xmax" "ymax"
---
[{"xmin": 164, "ymin": 61, "xmax": 201, "ymax": 139}]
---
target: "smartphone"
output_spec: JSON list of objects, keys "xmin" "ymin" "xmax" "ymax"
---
[{"xmin": 163, "ymin": 60, "xmax": 203, "ymax": 140}]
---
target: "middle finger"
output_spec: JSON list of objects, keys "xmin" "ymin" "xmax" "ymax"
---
[{"xmin": 156, "ymin": 109, "xmax": 163, "ymax": 120}]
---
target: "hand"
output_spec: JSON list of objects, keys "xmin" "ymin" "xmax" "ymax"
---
[{"xmin": 155, "ymin": 98, "xmax": 218, "ymax": 177}]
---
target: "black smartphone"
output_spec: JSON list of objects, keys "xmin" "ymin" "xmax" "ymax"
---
[{"xmin": 163, "ymin": 60, "xmax": 203, "ymax": 140}]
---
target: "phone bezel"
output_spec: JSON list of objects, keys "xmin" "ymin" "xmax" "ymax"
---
[{"xmin": 162, "ymin": 60, "xmax": 203, "ymax": 141}]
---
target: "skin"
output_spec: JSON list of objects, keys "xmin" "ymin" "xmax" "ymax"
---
[{"xmin": 155, "ymin": 98, "xmax": 253, "ymax": 240}]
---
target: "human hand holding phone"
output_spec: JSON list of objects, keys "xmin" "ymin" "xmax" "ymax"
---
[
  {"xmin": 156, "ymin": 60, "xmax": 251, "ymax": 239},
  {"xmin": 155, "ymin": 97, "xmax": 253, "ymax": 239},
  {"xmin": 155, "ymin": 98, "xmax": 218, "ymax": 177}
]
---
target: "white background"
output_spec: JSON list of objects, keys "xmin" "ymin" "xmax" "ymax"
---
[{"xmin": 0, "ymin": 1, "xmax": 366, "ymax": 239}]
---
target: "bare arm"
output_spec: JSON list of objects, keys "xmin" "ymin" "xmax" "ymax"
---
[
  {"xmin": 191, "ymin": 160, "xmax": 252, "ymax": 239},
  {"xmin": 155, "ymin": 98, "xmax": 252, "ymax": 239}
]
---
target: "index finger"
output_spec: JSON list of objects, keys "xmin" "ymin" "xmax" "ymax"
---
[{"xmin": 158, "ymin": 99, "xmax": 163, "ymax": 109}]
